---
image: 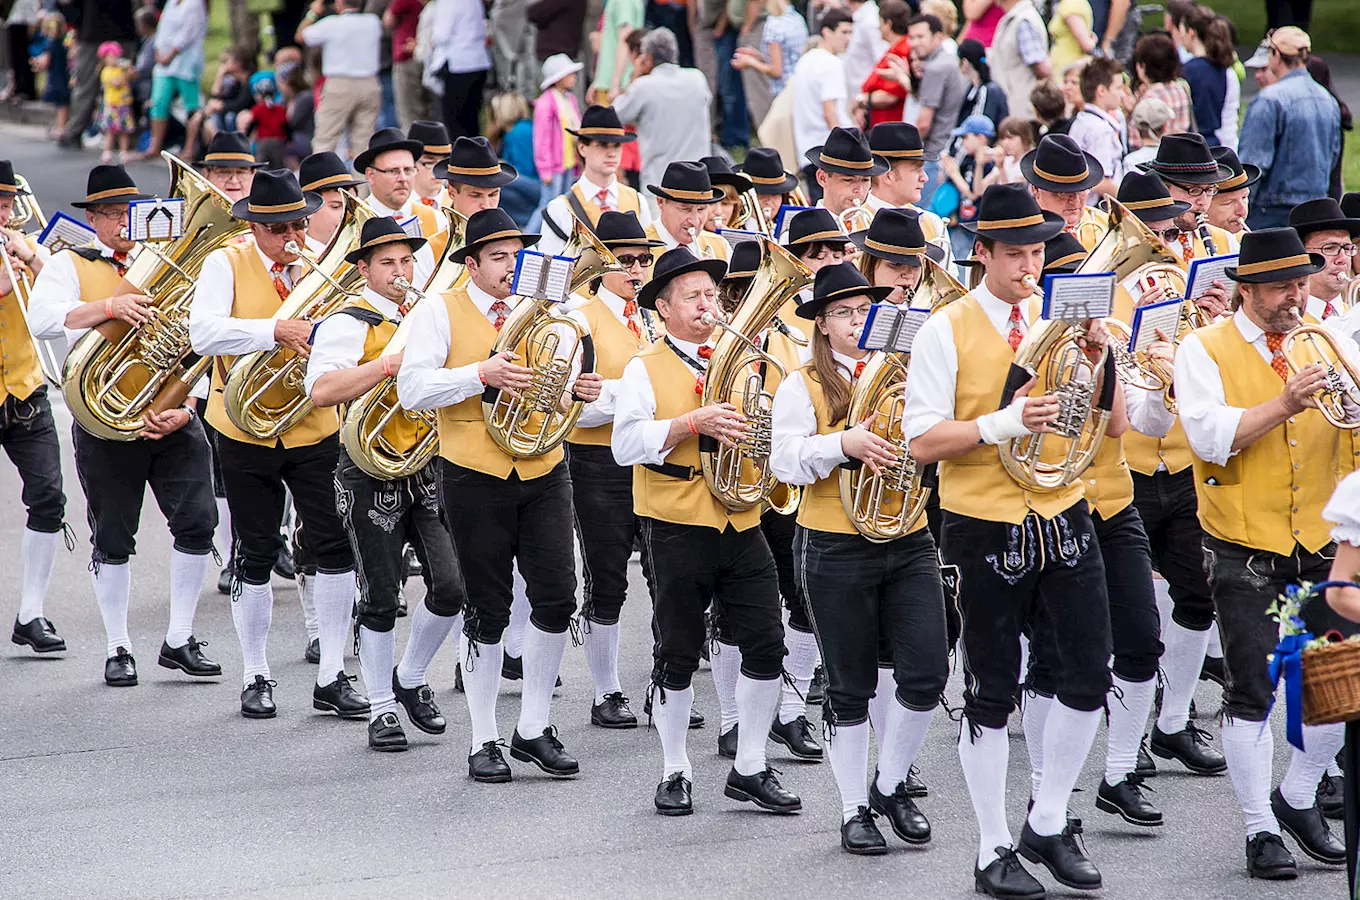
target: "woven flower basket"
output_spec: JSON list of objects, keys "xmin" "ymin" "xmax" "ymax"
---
[{"xmin": 1302, "ymin": 636, "xmax": 1360, "ymax": 725}]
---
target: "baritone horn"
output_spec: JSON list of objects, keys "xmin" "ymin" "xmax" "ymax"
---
[{"xmin": 1282, "ymin": 322, "xmax": 1360, "ymax": 429}]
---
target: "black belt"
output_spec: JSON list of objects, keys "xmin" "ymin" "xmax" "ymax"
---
[{"xmin": 643, "ymin": 434, "xmax": 719, "ymax": 481}]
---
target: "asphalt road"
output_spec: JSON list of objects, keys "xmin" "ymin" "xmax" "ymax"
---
[{"xmin": 0, "ymin": 123, "xmax": 1350, "ymax": 899}]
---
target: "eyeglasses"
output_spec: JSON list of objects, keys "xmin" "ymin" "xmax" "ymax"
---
[
  {"xmin": 89, "ymin": 206, "xmax": 127, "ymax": 220},
  {"xmin": 1169, "ymin": 182, "xmax": 1217, "ymax": 199},
  {"xmin": 1151, "ymin": 226, "xmax": 1182, "ymax": 242},
  {"xmin": 1315, "ymin": 242, "xmax": 1358, "ymax": 259},
  {"xmin": 206, "ymin": 167, "xmax": 248, "ymax": 181},
  {"xmin": 821, "ymin": 303, "xmax": 873, "ymax": 320},
  {"xmin": 263, "ymin": 219, "xmax": 309, "ymax": 235},
  {"xmin": 371, "ymin": 166, "xmax": 417, "ymax": 179},
  {"xmin": 615, "ymin": 253, "xmax": 655, "ymax": 268}
]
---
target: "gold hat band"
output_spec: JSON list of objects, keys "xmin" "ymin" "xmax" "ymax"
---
[
  {"xmin": 819, "ymin": 153, "xmax": 873, "ymax": 170},
  {"xmin": 302, "ymin": 172, "xmax": 359, "ymax": 192},
  {"xmin": 746, "ymin": 172, "xmax": 792, "ymax": 185},
  {"xmin": 978, "ymin": 213, "xmax": 1045, "ymax": 230},
  {"xmin": 1123, "ymin": 197, "xmax": 1174, "ymax": 210},
  {"xmin": 865, "ymin": 237, "xmax": 925, "ymax": 256},
  {"xmin": 1218, "ymin": 171, "xmax": 1248, "ymax": 190},
  {"xmin": 422, "ymin": 144, "xmax": 452, "ymax": 155},
  {"xmin": 1048, "ymin": 250, "xmax": 1087, "ymax": 269},
  {"xmin": 362, "ymin": 232, "xmax": 418, "ymax": 251},
  {"xmin": 577, "ymin": 127, "xmax": 626, "ymax": 137},
  {"xmin": 1033, "ymin": 163, "xmax": 1090, "ymax": 184},
  {"xmin": 662, "ymin": 187, "xmax": 717, "ymax": 201},
  {"xmin": 204, "ymin": 152, "xmax": 257, "ymax": 163},
  {"xmin": 876, "ymin": 148, "xmax": 924, "ymax": 159},
  {"xmin": 87, "ymin": 186, "xmax": 139, "ymax": 201},
  {"xmin": 248, "ymin": 198, "xmax": 307, "ymax": 214},
  {"xmin": 470, "ymin": 228, "xmax": 525, "ymax": 246},
  {"xmin": 445, "ymin": 163, "xmax": 502, "ymax": 176},
  {"xmin": 1236, "ymin": 253, "xmax": 1313, "ymax": 276},
  {"xmin": 793, "ymin": 229, "xmax": 849, "ymax": 244}
]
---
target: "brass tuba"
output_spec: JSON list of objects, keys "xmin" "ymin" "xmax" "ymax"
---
[
  {"xmin": 480, "ymin": 215, "xmax": 613, "ymax": 457},
  {"xmin": 222, "ymin": 192, "xmax": 375, "ymax": 440},
  {"xmin": 1, "ymin": 174, "xmax": 65, "ymax": 384},
  {"xmin": 700, "ymin": 235, "xmax": 813, "ymax": 511},
  {"xmin": 1281, "ymin": 322, "xmax": 1360, "ymax": 429},
  {"xmin": 64, "ymin": 153, "xmax": 249, "ymax": 440}
]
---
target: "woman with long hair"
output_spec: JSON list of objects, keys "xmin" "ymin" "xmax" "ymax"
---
[{"xmin": 1181, "ymin": 7, "xmax": 1238, "ymax": 149}]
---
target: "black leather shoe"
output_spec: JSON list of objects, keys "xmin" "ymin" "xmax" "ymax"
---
[
  {"xmin": 869, "ymin": 779, "xmax": 931, "ymax": 844},
  {"xmin": 807, "ymin": 665, "xmax": 826, "ymax": 705},
  {"xmin": 305, "ymin": 637, "xmax": 320, "ymax": 664},
  {"xmin": 1019, "ymin": 821, "xmax": 1101, "ymax": 890},
  {"xmin": 453, "ymin": 663, "xmax": 464, "ymax": 693},
  {"xmin": 1096, "ymin": 775, "xmax": 1162, "ymax": 826},
  {"xmin": 655, "ymin": 772, "xmax": 693, "ymax": 816},
  {"xmin": 216, "ymin": 566, "xmax": 232, "ymax": 595},
  {"xmin": 905, "ymin": 765, "xmax": 928, "ymax": 797},
  {"xmin": 841, "ymin": 806, "xmax": 888, "ymax": 855},
  {"xmin": 718, "ymin": 724, "xmax": 739, "ymax": 759},
  {"xmin": 241, "ymin": 675, "xmax": 277, "ymax": 718},
  {"xmin": 11, "ymin": 616, "xmax": 65, "ymax": 653},
  {"xmin": 469, "ymin": 740, "xmax": 512, "ymax": 783},
  {"xmin": 1200, "ymin": 655, "xmax": 1225, "ymax": 687},
  {"xmin": 368, "ymin": 711, "xmax": 408, "ymax": 752},
  {"xmin": 273, "ymin": 546, "xmax": 295, "ymax": 580},
  {"xmin": 1272, "ymin": 787, "xmax": 1345, "ymax": 864},
  {"xmin": 591, "ymin": 691, "xmax": 638, "ymax": 728},
  {"xmin": 393, "ymin": 669, "xmax": 445, "ymax": 734},
  {"xmin": 1136, "ymin": 738, "xmax": 1157, "ymax": 777},
  {"xmin": 724, "ymin": 766, "xmax": 802, "ymax": 813},
  {"xmin": 104, "ymin": 647, "xmax": 138, "ymax": 686},
  {"xmin": 313, "ymin": 671, "xmax": 370, "ymax": 719},
  {"xmin": 1246, "ymin": 831, "xmax": 1298, "ymax": 879},
  {"xmin": 501, "ymin": 653, "xmax": 560, "ymax": 686},
  {"xmin": 1149, "ymin": 723, "xmax": 1227, "ymax": 775},
  {"xmin": 769, "ymin": 715, "xmax": 823, "ymax": 761},
  {"xmin": 510, "ymin": 726, "xmax": 579, "ymax": 777},
  {"xmin": 643, "ymin": 693, "xmax": 704, "ymax": 728},
  {"xmin": 975, "ymin": 847, "xmax": 1046, "ymax": 900},
  {"xmin": 158, "ymin": 637, "xmax": 222, "ymax": 677},
  {"xmin": 1317, "ymin": 772, "xmax": 1344, "ymax": 820}
]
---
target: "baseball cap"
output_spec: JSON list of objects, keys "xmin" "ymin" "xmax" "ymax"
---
[
  {"xmin": 1244, "ymin": 39, "xmax": 1271, "ymax": 68},
  {"xmin": 1130, "ymin": 96, "xmax": 1174, "ymax": 135},
  {"xmin": 1268, "ymin": 26, "xmax": 1311, "ymax": 57},
  {"xmin": 952, "ymin": 115, "xmax": 996, "ymax": 139}
]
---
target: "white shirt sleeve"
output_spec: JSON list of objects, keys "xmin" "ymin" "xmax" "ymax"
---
[
  {"xmin": 902, "ymin": 312, "xmax": 959, "ymax": 441},
  {"xmin": 611, "ymin": 355, "xmax": 674, "ymax": 466},
  {"xmin": 536, "ymin": 197, "xmax": 571, "ymax": 258},
  {"xmin": 576, "ymin": 378, "xmax": 619, "ymax": 429},
  {"xmin": 394, "ymin": 295, "xmax": 483, "ymax": 410},
  {"xmin": 303, "ymin": 313, "xmax": 369, "ymax": 398},
  {"xmin": 25, "ymin": 249, "xmax": 86, "ymax": 342},
  {"xmin": 770, "ymin": 372, "xmax": 847, "ymax": 485},
  {"xmin": 1324, "ymin": 470, "xmax": 1360, "ymax": 547},
  {"xmin": 1124, "ymin": 380, "xmax": 1176, "ymax": 439},
  {"xmin": 1172, "ymin": 331, "xmax": 1242, "ymax": 466},
  {"xmin": 413, "ymin": 242, "xmax": 435, "ymax": 288},
  {"xmin": 300, "ymin": 14, "xmax": 335, "ymax": 46},
  {"xmin": 189, "ymin": 249, "xmax": 281, "ymax": 357}
]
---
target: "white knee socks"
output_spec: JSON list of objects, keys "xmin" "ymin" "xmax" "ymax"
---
[
  {"xmin": 461, "ymin": 632, "xmax": 503, "ymax": 749},
  {"xmin": 655, "ymin": 685, "xmax": 694, "ymax": 779},
  {"xmin": 1156, "ymin": 620, "xmax": 1211, "ymax": 735},
  {"xmin": 711, "ymin": 640, "xmax": 742, "ymax": 734},
  {"xmin": 1105, "ymin": 675, "xmax": 1156, "ymax": 785},
  {"xmin": 1022, "ymin": 691, "xmax": 1053, "ymax": 798},
  {"xmin": 313, "ymin": 571, "xmax": 356, "ymax": 687},
  {"xmin": 165, "ymin": 549, "xmax": 209, "ymax": 649},
  {"xmin": 876, "ymin": 700, "xmax": 935, "ymax": 794},
  {"xmin": 829, "ymin": 720, "xmax": 871, "ymax": 821},
  {"xmin": 296, "ymin": 573, "xmax": 319, "ymax": 643},
  {"xmin": 1280, "ymin": 723, "xmax": 1345, "ymax": 810},
  {"xmin": 92, "ymin": 561, "xmax": 131, "ymax": 657},
  {"xmin": 505, "ymin": 567, "xmax": 530, "ymax": 659},
  {"xmin": 233, "ymin": 580, "xmax": 273, "ymax": 685},
  {"xmin": 778, "ymin": 627, "xmax": 819, "ymax": 725},
  {"xmin": 1029, "ymin": 703, "xmax": 1100, "ymax": 836},
  {"xmin": 359, "ymin": 625, "xmax": 397, "ymax": 719},
  {"xmin": 960, "ymin": 722, "xmax": 1012, "ymax": 869},
  {"xmin": 17, "ymin": 527, "xmax": 59, "ymax": 625},
  {"xmin": 396, "ymin": 599, "xmax": 455, "ymax": 690},
  {"xmin": 1221, "ymin": 718, "xmax": 1278, "ymax": 836},
  {"xmin": 734, "ymin": 673, "xmax": 781, "ymax": 776},
  {"xmin": 868, "ymin": 666, "xmax": 895, "ymax": 743},
  {"xmin": 516, "ymin": 622, "xmax": 567, "ymax": 737},
  {"xmin": 583, "ymin": 620, "xmax": 622, "ymax": 704}
]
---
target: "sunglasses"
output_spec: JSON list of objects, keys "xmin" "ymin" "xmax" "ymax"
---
[
  {"xmin": 263, "ymin": 218, "xmax": 309, "ymax": 235},
  {"xmin": 1151, "ymin": 226, "xmax": 1182, "ymax": 242},
  {"xmin": 614, "ymin": 253, "xmax": 655, "ymax": 268}
]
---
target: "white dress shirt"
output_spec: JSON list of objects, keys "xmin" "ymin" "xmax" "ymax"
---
[
  {"xmin": 428, "ymin": 0, "xmax": 492, "ymax": 80},
  {"xmin": 1325, "ymin": 470, "xmax": 1360, "ymax": 546},
  {"xmin": 303, "ymin": 287, "xmax": 402, "ymax": 397},
  {"xmin": 572, "ymin": 286, "xmax": 644, "ymax": 429},
  {"xmin": 190, "ymin": 242, "xmax": 299, "ymax": 357},
  {"xmin": 365, "ymin": 196, "xmax": 437, "ymax": 286},
  {"xmin": 770, "ymin": 349, "xmax": 863, "ymax": 485},
  {"xmin": 538, "ymin": 174, "xmax": 654, "ymax": 258},
  {"xmin": 27, "ymin": 239, "xmax": 121, "ymax": 345},
  {"xmin": 301, "ymin": 10, "xmax": 382, "ymax": 78},
  {"xmin": 1307, "ymin": 294, "xmax": 1345, "ymax": 322},
  {"xmin": 612, "ymin": 334, "xmax": 710, "ymax": 467},
  {"xmin": 652, "ymin": 217, "xmax": 689, "ymax": 252},
  {"xmin": 1175, "ymin": 307, "xmax": 1360, "ymax": 466}
]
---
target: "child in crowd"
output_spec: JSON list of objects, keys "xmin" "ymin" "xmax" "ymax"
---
[
  {"xmin": 530, "ymin": 54, "xmax": 584, "ymax": 230},
  {"xmin": 184, "ymin": 46, "xmax": 253, "ymax": 161},
  {"xmin": 994, "ymin": 115, "xmax": 1036, "ymax": 184},
  {"xmin": 941, "ymin": 114, "xmax": 996, "ymax": 263},
  {"xmin": 487, "ymin": 90, "xmax": 540, "ymax": 228},
  {"xmin": 1031, "ymin": 80, "xmax": 1071, "ymax": 136},
  {"xmin": 241, "ymin": 75, "xmax": 289, "ymax": 168},
  {"xmin": 31, "ymin": 11, "xmax": 70, "ymax": 139},
  {"xmin": 98, "ymin": 41, "xmax": 136, "ymax": 163}
]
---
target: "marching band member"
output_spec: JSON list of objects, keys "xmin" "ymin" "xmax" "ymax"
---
[
  {"xmin": 1021, "ymin": 134, "xmax": 1107, "ymax": 251},
  {"xmin": 1208, "ymin": 148, "xmax": 1258, "ymax": 248},
  {"xmin": 771, "ymin": 262, "xmax": 947, "ymax": 854},
  {"xmin": 408, "ymin": 119, "xmax": 453, "ymax": 230},
  {"xmin": 905, "ymin": 184, "xmax": 1114, "ymax": 898},
  {"xmin": 195, "ymin": 130, "xmax": 265, "ymax": 203},
  {"xmin": 304, "ymin": 216, "xmax": 466, "ymax": 751},
  {"xmin": 355, "ymin": 129, "xmax": 437, "ymax": 285},
  {"xmin": 1139, "ymin": 133, "xmax": 1236, "ymax": 265},
  {"xmin": 735, "ymin": 147, "xmax": 800, "ymax": 227},
  {"xmin": 786, "ymin": 208, "xmax": 852, "ymax": 277},
  {"xmin": 865, "ymin": 123, "xmax": 952, "ymax": 266},
  {"xmin": 434, "ymin": 135, "xmax": 517, "ymax": 223},
  {"xmin": 643, "ymin": 162, "xmax": 730, "ymax": 261},
  {"xmin": 612, "ymin": 247, "xmax": 800, "ymax": 817},
  {"xmin": 28, "ymin": 165, "xmax": 220, "ymax": 686},
  {"xmin": 0, "ymin": 161, "xmax": 67, "ymax": 655},
  {"xmin": 808, "ymin": 127, "xmax": 884, "ymax": 233},
  {"xmin": 698, "ymin": 156, "xmax": 746, "ymax": 234},
  {"xmin": 396, "ymin": 208, "xmax": 598, "ymax": 782},
  {"xmin": 190, "ymin": 170, "xmax": 365, "ymax": 720},
  {"xmin": 1289, "ymin": 198, "xmax": 1359, "ymax": 323},
  {"xmin": 299, "ymin": 151, "xmax": 368, "ymax": 253},
  {"xmin": 849, "ymin": 207, "xmax": 946, "ymax": 306},
  {"xmin": 1174, "ymin": 227, "xmax": 1356, "ymax": 878},
  {"xmin": 563, "ymin": 211, "xmax": 664, "ymax": 729}
]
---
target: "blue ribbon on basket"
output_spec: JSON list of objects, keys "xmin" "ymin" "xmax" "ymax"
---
[{"xmin": 1267, "ymin": 580, "xmax": 1357, "ymax": 752}]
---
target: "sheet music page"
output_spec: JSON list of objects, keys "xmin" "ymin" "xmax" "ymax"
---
[
  {"xmin": 1186, "ymin": 254, "xmax": 1237, "ymax": 300},
  {"xmin": 859, "ymin": 304, "xmax": 902, "ymax": 350},
  {"xmin": 889, "ymin": 309, "xmax": 930, "ymax": 354},
  {"xmin": 513, "ymin": 250, "xmax": 546, "ymax": 298},
  {"xmin": 715, "ymin": 228, "xmax": 762, "ymax": 249},
  {"xmin": 398, "ymin": 216, "xmax": 422, "ymax": 239},
  {"xmin": 773, "ymin": 205, "xmax": 814, "ymax": 245},
  {"xmin": 128, "ymin": 199, "xmax": 185, "ymax": 242},
  {"xmin": 1043, "ymin": 273, "xmax": 1115, "ymax": 320},
  {"xmin": 543, "ymin": 256, "xmax": 574, "ymax": 303},
  {"xmin": 1129, "ymin": 298, "xmax": 1183, "ymax": 353},
  {"xmin": 38, "ymin": 212, "xmax": 97, "ymax": 252}
]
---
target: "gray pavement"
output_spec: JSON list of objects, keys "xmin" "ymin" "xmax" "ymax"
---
[{"xmin": 0, "ymin": 122, "xmax": 1351, "ymax": 899}]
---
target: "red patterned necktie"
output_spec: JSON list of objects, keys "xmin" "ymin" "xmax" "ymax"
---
[
  {"xmin": 269, "ymin": 261, "xmax": 290, "ymax": 301},
  {"xmin": 853, "ymin": 360, "xmax": 865, "ymax": 380},
  {"xmin": 419, "ymin": 196, "xmax": 436, "ymax": 207},
  {"xmin": 1323, "ymin": 300, "xmax": 1337, "ymax": 320},
  {"xmin": 1007, "ymin": 304, "xmax": 1025, "ymax": 352},
  {"xmin": 595, "ymin": 188, "xmax": 611, "ymax": 212},
  {"xmin": 1177, "ymin": 233, "xmax": 1195, "ymax": 265},
  {"xmin": 1265, "ymin": 332, "xmax": 1291, "ymax": 381},
  {"xmin": 111, "ymin": 250, "xmax": 128, "ymax": 275},
  {"xmin": 697, "ymin": 345, "xmax": 713, "ymax": 360},
  {"xmin": 489, "ymin": 300, "xmax": 512, "ymax": 331},
  {"xmin": 622, "ymin": 299, "xmax": 642, "ymax": 340}
]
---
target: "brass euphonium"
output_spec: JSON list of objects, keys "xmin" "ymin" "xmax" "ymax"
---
[
  {"xmin": 64, "ymin": 153, "xmax": 249, "ymax": 440},
  {"xmin": 223, "ymin": 192, "xmax": 375, "ymax": 440},
  {"xmin": 481, "ymin": 215, "xmax": 613, "ymax": 457},
  {"xmin": 1, "ymin": 173, "xmax": 64, "ymax": 384},
  {"xmin": 1281, "ymin": 320, "xmax": 1360, "ymax": 429},
  {"xmin": 700, "ymin": 235, "xmax": 813, "ymax": 511}
]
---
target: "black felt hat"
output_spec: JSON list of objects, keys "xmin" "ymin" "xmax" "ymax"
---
[
  {"xmin": 700, "ymin": 156, "xmax": 753, "ymax": 192},
  {"xmin": 1211, "ymin": 146, "xmax": 1261, "ymax": 192},
  {"xmin": 195, "ymin": 130, "xmax": 267, "ymax": 169},
  {"xmin": 433, "ymin": 136, "xmax": 519, "ymax": 187},
  {"xmin": 567, "ymin": 105, "xmax": 637, "ymax": 143},
  {"xmin": 723, "ymin": 239, "xmax": 762, "ymax": 279},
  {"xmin": 1043, "ymin": 231, "xmax": 1088, "ymax": 273},
  {"xmin": 1139, "ymin": 132, "xmax": 1233, "ymax": 186},
  {"xmin": 794, "ymin": 262, "xmax": 893, "ymax": 319},
  {"xmin": 71, "ymin": 164, "xmax": 154, "ymax": 208},
  {"xmin": 343, "ymin": 216, "xmax": 427, "ymax": 265},
  {"xmin": 228, "ymin": 168, "xmax": 323, "ymax": 222},
  {"xmin": 868, "ymin": 122, "xmax": 932, "ymax": 162},
  {"xmin": 737, "ymin": 147, "xmax": 799, "ymax": 195},
  {"xmin": 1116, "ymin": 171, "xmax": 1191, "ymax": 223},
  {"xmin": 805, "ymin": 127, "xmax": 889, "ymax": 177},
  {"xmin": 847, "ymin": 208, "xmax": 944, "ymax": 266},
  {"xmin": 298, "ymin": 151, "xmax": 366, "ymax": 193},
  {"xmin": 1020, "ymin": 134, "xmax": 1104, "ymax": 193},
  {"xmin": 1342, "ymin": 193, "xmax": 1360, "ymax": 219},
  {"xmin": 637, "ymin": 246, "xmax": 728, "ymax": 309},
  {"xmin": 0, "ymin": 160, "xmax": 30, "ymax": 196},
  {"xmin": 408, "ymin": 120, "xmax": 452, "ymax": 157},
  {"xmin": 646, "ymin": 161, "xmax": 725, "ymax": 205},
  {"xmin": 784, "ymin": 208, "xmax": 851, "ymax": 249},
  {"xmin": 595, "ymin": 210, "xmax": 665, "ymax": 248},
  {"xmin": 1288, "ymin": 198, "xmax": 1360, "ymax": 239},
  {"xmin": 450, "ymin": 208, "xmax": 539, "ymax": 261},
  {"xmin": 1224, "ymin": 227, "xmax": 1326, "ymax": 284},
  {"xmin": 961, "ymin": 183, "xmax": 1066, "ymax": 244},
  {"xmin": 354, "ymin": 127, "xmax": 427, "ymax": 174}
]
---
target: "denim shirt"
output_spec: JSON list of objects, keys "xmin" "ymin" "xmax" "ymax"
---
[{"xmin": 1238, "ymin": 68, "xmax": 1341, "ymax": 210}]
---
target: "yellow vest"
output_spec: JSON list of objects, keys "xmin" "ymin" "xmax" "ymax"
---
[
  {"xmin": 205, "ymin": 244, "xmax": 340, "ymax": 449},
  {"xmin": 644, "ymin": 222, "xmax": 730, "ymax": 265},
  {"xmin": 569, "ymin": 182, "xmax": 643, "ymax": 226},
  {"xmin": 0, "ymin": 235, "xmax": 50, "ymax": 402},
  {"xmin": 631, "ymin": 339, "xmax": 762, "ymax": 532},
  {"xmin": 568, "ymin": 294, "xmax": 651, "ymax": 446},
  {"xmin": 937, "ymin": 293, "xmax": 1085, "ymax": 523},
  {"xmin": 1113, "ymin": 281, "xmax": 1196, "ymax": 475},
  {"xmin": 435, "ymin": 287, "xmax": 562, "ymax": 479},
  {"xmin": 409, "ymin": 202, "xmax": 450, "ymax": 263},
  {"xmin": 1081, "ymin": 430, "xmax": 1134, "ymax": 519},
  {"xmin": 326, "ymin": 298, "xmax": 425, "ymax": 455},
  {"xmin": 906, "ymin": 203, "xmax": 945, "ymax": 245},
  {"xmin": 1190, "ymin": 318, "xmax": 1339, "ymax": 555}
]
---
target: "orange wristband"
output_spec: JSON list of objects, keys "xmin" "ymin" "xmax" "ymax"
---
[
  {"xmin": 477, "ymin": 362, "xmax": 487, "ymax": 385},
  {"xmin": 382, "ymin": 356, "xmax": 392, "ymax": 378},
  {"xmin": 686, "ymin": 412, "xmax": 698, "ymax": 435},
  {"xmin": 106, "ymin": 298, "xmax": 113, "ymax": 319}
]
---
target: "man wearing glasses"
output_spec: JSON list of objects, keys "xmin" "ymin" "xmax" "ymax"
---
[
  {"xmin": 195, "ymin": 131, "xmax": 266, "ymax": 204},
  {"xmin": 28, "ymin": 165, "xmax": 221, "ymax": 689},
  {"xmin": 1019, "ymin": 134, "xmax": 1109, "ymax": 252},
  {"xmin": 190, "ymin": 170, "xmax": 366, "ymax": 721},
  {"xmin": 355, "ymin": 129, "xmax": 437, "ymax": 286}
]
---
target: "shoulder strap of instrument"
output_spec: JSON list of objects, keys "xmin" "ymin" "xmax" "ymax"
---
[
  {"xmin": 566, "ymin": 191, "xmax": 597, "ymax": 235},
  {"xmin": 330, "ymin": 306, "xmax": 391, "ymax": 327},
  {"xmin": 542, "ymin": 204, "xmax": 570, "ymax": 241},
  {"xmin": 70, "ymin": 247, "xmax": 105, "ymax": 263}
]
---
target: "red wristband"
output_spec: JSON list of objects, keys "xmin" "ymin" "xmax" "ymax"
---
[
  {"xmin": 686, "ymin": 412, "xmax": 698, "ymax": 436},
  {"xmin": 382, "ymin": 356, "xmax": 392, "ymax": 378},
  {"xmin": 106, "ymin": 298, "xmax": 113, "ymax": 319},
  {"xmin": 477, "ymin": 362, "xmax": 487, "ymax": 385}
]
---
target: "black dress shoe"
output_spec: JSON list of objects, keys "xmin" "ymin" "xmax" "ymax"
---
[
  {"xmin": 393, "ymin": 669, "xmax": 445, "ymax": 734},
  {"xmin": 1246, "ymin": 831, "xmax": 1298, "ymax": 879},
  {"xmin": 510, "ymin": 726, "xmax": 579, "ymax": 777},
  {"xmin": 469, "ymin": 739, "xmax": 512, "ymax": 782},
  {"xmin": 975, "ymin": 847, "xmax": 1046, "ymax": 900},
  {"xmin": 368, "ymin": 711, "xmax": 408, "ymax": 752},
  {"xmin": 841, "ymin": 806, "xmax": 888, "ymax": 855},
  {"xmin": 643, "ymin": 693, "xmax": 704, "ymax": 728},
  {"xmin": 313, "ymin": 671, "xmax": 371, "ymax": 719},
  {"xmin": 718, "ymin": 724, "xmax": 739, "ymax": 759},
  {"xmin": 769, "ymin": 715, "xmax": 823, "ymax": 761},
  {"xmin": 1271, "ymin": 787, "xmax": 1346, "ymax": 864},
  {"xmin": 11, "ymin": 616, "xmax": 65, "ymax": 653},
  {"xmin": 273, "ymin": 546, "xmax": 295, "ymax": 580},
  {"xmin": 655, "ymin": 772, "xmax": 694, "ymax": 816},
  {"xmin": 1317, "ymin": 772, "xmax": 1344, "ymax": 820},
  {"xmin": 905, "ymin": 765, "xmax": 928, "ymax": 797},
  {"xmin": 1096, "ymin": 775, "xmax": 1162, "ymax": 826},
  {"xmin": 216, "ymin": 566, "xmax": 232, "ymax": 595},
  {"xmin": 869, "ymin": 780, "xmax": 931, "ymax": 844},
  {"xmin": 241, "ymin": 675, "xmax": 277, "ymax": 718},
  {"xmin": 1136, "ymin": 738, "xmax": 1157, "ymax": 777},
  {"xmin": 104, "ymin": 647, "xmax": 138, "ymax": 686},
  {"xmin": 501, "ymin": 653, "xmax": 560, "ymax": 686},
  {"xmin": 591, "ymin": 691, "xmax": 638, "ymax": 728},
  {"xmin": 305, "ymin": 637, "xmax": 320, "ymax": 664},
  {"xmin": 1149, "ymin": 723, "xmax": 1227, "ymax": 775},
  {"xmin": 724, "ymin": 767, "xmax": 802, "ymax": 813},
  {"xmin": 1200, "ymin": 655, "xmax": 1225, "ymax": 687},
  {"xmin": 454, "ymin": 663, "xmax": 464, "ymax": 693},
  {"xmin": 1018, "ymin": 821, "xmax": 1101, "ymax": 890},
  {"xmin": 807, "ymin": 665, "xmax": 826, "ymax": 705},
  {"xmin": 158, "ymin": 637, "xmax": 222, "ymax": 677}
]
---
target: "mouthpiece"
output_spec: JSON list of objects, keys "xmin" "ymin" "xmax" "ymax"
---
[
  {"xmin": 687, "ymin": 227, "xmax": 699, "ymax": 242},
  {"xmin": 393, "ymin": 277, "xmax": 413, "ymax": 292},
  {"xmin": 1022, "ymin": 275, "xmax": 1038, "ymax": 292},
  {"xmin": 700, "ymin": 312, "xmax": 720, "ymax": 326},
  {"xmin": 283, "ymin": 240, "xmax": 301, "ymax": 255}
]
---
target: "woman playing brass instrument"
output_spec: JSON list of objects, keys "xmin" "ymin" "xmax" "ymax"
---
[
  {"xmin": 771, "ymin": 262, "xmax": 948, "ymax": 855},
  {"xmin": 734, "ymin": 147, "xmax": 801, "ymax": 231}
]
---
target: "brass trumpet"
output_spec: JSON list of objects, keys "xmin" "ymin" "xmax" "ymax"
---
[{"xmin": 1282, "ymin": 322, "xmax": 1360, "ymax": 429}]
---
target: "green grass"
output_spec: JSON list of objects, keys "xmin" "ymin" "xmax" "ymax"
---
[{"xmin": 1202, "ymin": 0, "xmax": 1359, "ymax": 54}]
